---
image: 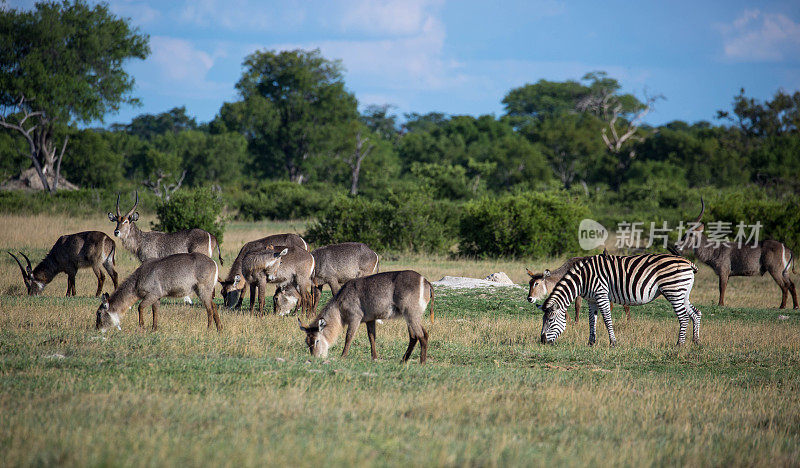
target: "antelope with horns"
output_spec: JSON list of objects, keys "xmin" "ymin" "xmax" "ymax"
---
[
  {"xmin": 527, "ymin": 258, "xmax": 631, "ymax": 322},
  {"xmin": 673, "ymin": 199, "xmax": 797, "ymax": 309},
  {"xmin": 309, "ymin": 242, "xmax": 379, "ymax": 312},
  {"xmin": 8, "ymin": 231, "xmax": 118, "ymax": 296},
  {"xmin": 95, "ymin": 252, "xmax": 222, "ymax": 333},
  {"xmin": 298, "ymin": 270, "xmax": 434, "ymax": 364},
  {"xmin": 219, "ymin": 234, "xmax": 308, "ymax": 310},
  {"xmin": 108, "ymin": 191, "xmax": 224, "ymax": 266}
]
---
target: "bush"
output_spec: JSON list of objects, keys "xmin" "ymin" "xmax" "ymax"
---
[
  {"xmin": 459, "ymin": 191, "xmax": 590, "ymax": 258},
  {"xmin": 236, "ymin": 181, "xmax": 345, "ymax": 220},
  {"xmin": 153, "ymin": 187, "xmax": 226, "ymax": 242},
  {"xmin": 0, "ymin": 187, "xmax": 155, "ymax": 217},
  {"xmin": 305, "ymin": 191, "xmax": 460, "ymax": 254},
  {"xmin": 707, "ymin": 192, "xmax": 800, "ymax": 252}
]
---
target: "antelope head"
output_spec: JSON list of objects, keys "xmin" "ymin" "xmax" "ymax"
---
[
  {"xmin": 219, "ymin": 274, "xmax": 246, "ymax": 309},
  {"xmin": 526, "ymin": 268, "xmax": 551, "ymax": 304},
  {"xmin": 95, "ymin": 292, "xmax": 121, "ymax": 333},
  {"xmin": 7, "ymin": 251, "xmax": 44, "ymax": 295},
  {"xmin": 108, "ymin": 191, "xmax": 139, "ymax": 239},
  {"xmin": 298, "ymin": 317, "xmax": 329, "ymax": 357},
  {"xmin": 674, "ymin": 197, "xmax": 705, "ymax": 253}
]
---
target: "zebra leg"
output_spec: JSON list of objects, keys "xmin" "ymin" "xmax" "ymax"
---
[
  {"xmin": 587, "ymin": 301, "xmax": 598, "ymax": 346},
  {"xmin": 687, "ymin": 302, "xmax": 702, "ymax": 344},
  {"xmin": 597, "ymin": 297, "xmax": 616, "ymax": 347},
  {"xmin": 669, "ymin": 300, "xmax": 690, "ymax": 346}
]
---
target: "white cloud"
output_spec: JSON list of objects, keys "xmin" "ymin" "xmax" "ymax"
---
[
  {"xmin": 719, "ymin": 9, "xmax": 800, "ymax": 62},
  {"xmin": 135, "ymin": 36, "xmax": 230, "ymax": 99},
  {"xmin": 178, "ymin": 0, "xmax": 306, "ymax": 30},
  {"xmin": 338, "ymin": 0, "xmax": 443, "ymax": 36}
]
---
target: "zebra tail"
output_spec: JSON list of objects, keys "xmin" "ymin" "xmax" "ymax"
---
[{"xmin": 691, "ymin": 263, "xmax": 698, "ymax": 274}]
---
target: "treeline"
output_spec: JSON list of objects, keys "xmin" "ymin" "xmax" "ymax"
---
[{"xmin": 2, "ymin": 49, "xmax": 799, "ymax": 256}]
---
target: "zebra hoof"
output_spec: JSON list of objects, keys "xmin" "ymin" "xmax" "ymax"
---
[
  {"xmin": 587, "ymin": 340, "xmax": 595, "ymax": 347},
  {"xmin": 610, "ymin": 340, "xmax": 616, "ymax": 348}
]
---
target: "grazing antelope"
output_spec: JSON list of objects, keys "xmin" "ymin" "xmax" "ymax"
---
[
  {"xmin": 95, "ymin": 252, "xmax": 222, "ymax": 332},
  {"xmin": 221, "ymin": 246, "xmax": 314, "ymax": 315},
  {"xmin": 274, "ymin": 283, "xmax": 302, "ymax": 316},
  {"xmin": 107, "ymin": 191, "xmax": 224, "ymax": 265},
  {"xmin": 220, "ymin": 233, "xmax": 308, "ymax": 309},
  {"xmin": 310, "ymin": 242, "xmax": 379, "ymax": 312},
  {"xmin": 8, "ymin": 231, "xmax": 117, "ymax": 296},
  {"xmin": 298, "ymin": 270, "xmax": 434, "ymax": 364},
  {"xmin": 527, "ymin": 259, "xmax": 631, "ymax": 322},
  {"xmin": 673, "ymin": 199, "xmax": 797, "ymax": 309},
  {"xmin": 540, "ymin": 254, "xmax": 700, "ymax": 346}
]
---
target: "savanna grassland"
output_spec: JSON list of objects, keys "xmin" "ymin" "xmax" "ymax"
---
[{"xmin": 1, "ymin": 214, "xmax": 799, "ymax": 467}]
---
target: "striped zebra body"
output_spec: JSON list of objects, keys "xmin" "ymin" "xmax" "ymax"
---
[{"xmin": 540, "ymin": 254, "xmax": 701, "ymax": 346}]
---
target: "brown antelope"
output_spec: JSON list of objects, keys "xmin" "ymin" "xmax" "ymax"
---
[
  {"xmin": 219, "ymin": 233, "xmax": 308, "ymax": 309},
  {"xmin": 107, "ymin": 191, "xmax": 224, "ymax": 265},
  {"xmin": 309, "ymin": 242, "xmax": 379, "ymax": 312},
  {"xmin": 527, "ymin": 259, "xmax": 631, "ymax": 322},
  {"xmin": 95, "ymin": 252, "xmax": 222, "ymax": 332},
  {"xmin": 298, "ymin": 270, "xmax": 434, "ymax": 364},
  {"xmin": 673, "ymin": 199, "xmax": 797, "ymax": 309},
  {"xmin": 8, "ymin": 231, "xmax": 118, "ymax": 296},
  {"xmin": 274, "ymin": 283, "xmax": 302, "ymax": 316},
  {"xmin": 222, "ymin": 246, "xmax": 314, "ymax": 315}
]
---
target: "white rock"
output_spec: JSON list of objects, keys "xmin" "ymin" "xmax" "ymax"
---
[
  {"xmin": 431, "ymin": 276, "xmax": 522, "ymax": 290},
  {"xmin": 484, "ymin": 272, "xmax": 514, "ymax": 285}
]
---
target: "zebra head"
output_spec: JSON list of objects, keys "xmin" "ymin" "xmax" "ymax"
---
[{"xmin": 539, "ymin": 300, "xmax": 567, "ymax": 344}]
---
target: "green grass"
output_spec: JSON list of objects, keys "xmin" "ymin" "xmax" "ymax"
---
[{"xmin": 1, "ymin": 286, "xmax": 799, "ymax": 467}]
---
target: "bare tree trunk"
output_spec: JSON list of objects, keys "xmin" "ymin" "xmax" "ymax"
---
[{"xmin": 348, "ymin": 132, "xmax": 373, "ymax": 196}]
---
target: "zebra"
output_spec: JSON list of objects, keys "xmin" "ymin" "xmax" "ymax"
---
[{"xmin": 539, "ymin": 253, "xmax": 701, "ymax": 346}]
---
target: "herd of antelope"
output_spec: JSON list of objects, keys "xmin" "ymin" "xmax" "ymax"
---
[{"xmin": 6, "ymin": 194, "xmax": 797, "ymax": 360}]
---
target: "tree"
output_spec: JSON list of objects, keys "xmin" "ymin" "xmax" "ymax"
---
[
  {"xmin": 0, "ymin": 1, "xmax": 149, "ymax": 193},
  {"xmin": 502, "ymin": 79, "xmax": 588, "ymax": 124},
  {"xmin": 361, "ymin": 104, "xmax": 400, "ymax": 142},
  {"xmin": 233, "ymin": 49, "xmax": 358, "ymax": 183},
  {"xmin": 112, "ymin": 107, "xmax": 197, "ymax": 140},
  {"xmin": 576, "ymin": 71, "xmax": 661, "ymax": 188}
]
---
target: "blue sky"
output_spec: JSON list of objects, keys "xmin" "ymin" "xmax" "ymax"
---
[{"xmin": 10, "ymin": 0, "xmax": 800, "ymax": 126}]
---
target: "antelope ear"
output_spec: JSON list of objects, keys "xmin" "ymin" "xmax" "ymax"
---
[
  {"xmin": 101, "ymin": 292, "xmax": 109, "ymax": 304},
  {"xmin": 318, "ymin": 318, "xmax": 326, "ymax": 331},
  {"xmin": 130, "ymin": 212, "xmax": 139, "ymax": 222},
  {"xmin": 696, "ymin": 223, "xmax": 704, "ymax": 232},
  {"xmin": 278, "ymin": 248, "xmax": 289, "ymax": 257},
  {"xmin": 543, "ymin": 269, "xmax": 551, "ymax": 278},
  {"xmin": 526, "ymin": 268, "xmax": 535, "ymax": 277},
  {"xmin": 107, "ymin": 212, "xmax": 116, "ymax": 222}
]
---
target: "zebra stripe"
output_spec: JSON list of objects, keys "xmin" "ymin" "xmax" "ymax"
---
[{"xmin": 540, "ymin": 253, "xmax": 701, "ymax": 346}]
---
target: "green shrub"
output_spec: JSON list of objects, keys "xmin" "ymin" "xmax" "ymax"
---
[
  {"xmin": 153, "ymin": 187, "xmax": 226, "ymax": 242},
  {"xmin": 236, "ymin": 181, "xmax": 345, "ymax": 220},
  {"xmin": 459, "ymin": 192, "xmax": 590, "ymax": 258},
  {"xmin": 0, "ymin": 187, "xmax": 155, "ymax": 217},
  {"xmin": 305, "ymin": 191, "xmax": 460, "ymax": 254},
  {"xmin": 707, "ymin": 192, "xmax": 800, "ymax": 252}
]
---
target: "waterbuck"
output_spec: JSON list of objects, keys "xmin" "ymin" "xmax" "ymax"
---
[
  {"xmin": 527, "ymin": 259, "xmax": 631, "ymax": 322},
  {"xmin": 95, "ymin": 252, "xmax": 222, "ymax": 332},
  {"xmin": 310, "ymin": 242, "xmax": 379, "ymax": 312},
  {"xmin": 673, "ymin": 199, "xmax": 797, "ymax": 309},
  {"xmin": 219, "ymin": 233, "xmax": 308, "ymax": 309},
  {"xmin": 8, "ymin": 231, "xmax": 118, "ymax": 296},
  {"xmin": 107, "ymin": 191, "xmax": 224, "ymax": 265},
  {"xmin": 298, "ymin": 270, "xmax": 435, "ymax": 364}
]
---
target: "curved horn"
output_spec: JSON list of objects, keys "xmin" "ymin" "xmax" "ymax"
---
[
  {"xmin": 115, "ymin": 193, "xmax": 121, "ymax": 217},
  {"xmin": 125, "ymin": 190, "xmax": 139, "ymax": 218},
  {"xmin": 19, "ymin": 251, "xmax": 33, "ymax": 274},
  {"xmin": 694, "ymin": 197, "xmax": 705, "ymax": 223},
  {"xmin": 7, "ymin": 251, "xmax": 30, "ymax": 285}
]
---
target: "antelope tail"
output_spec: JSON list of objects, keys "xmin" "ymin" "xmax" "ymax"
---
[
  {"xmin": 784, "ymin": 251, "xmax": 794, "ymax": 275},
  {"xmin": 109, "ymin": 243, "xmax": 116, "ymax": 266},
  {"xmin": 216, "ymin": 241, "xmax": 224, "ymax": 266}
]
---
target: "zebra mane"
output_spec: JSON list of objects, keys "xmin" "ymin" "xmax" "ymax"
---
[{"xmin": 543, "ymin": 258, "xmax": 588, "ymax": 310}]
